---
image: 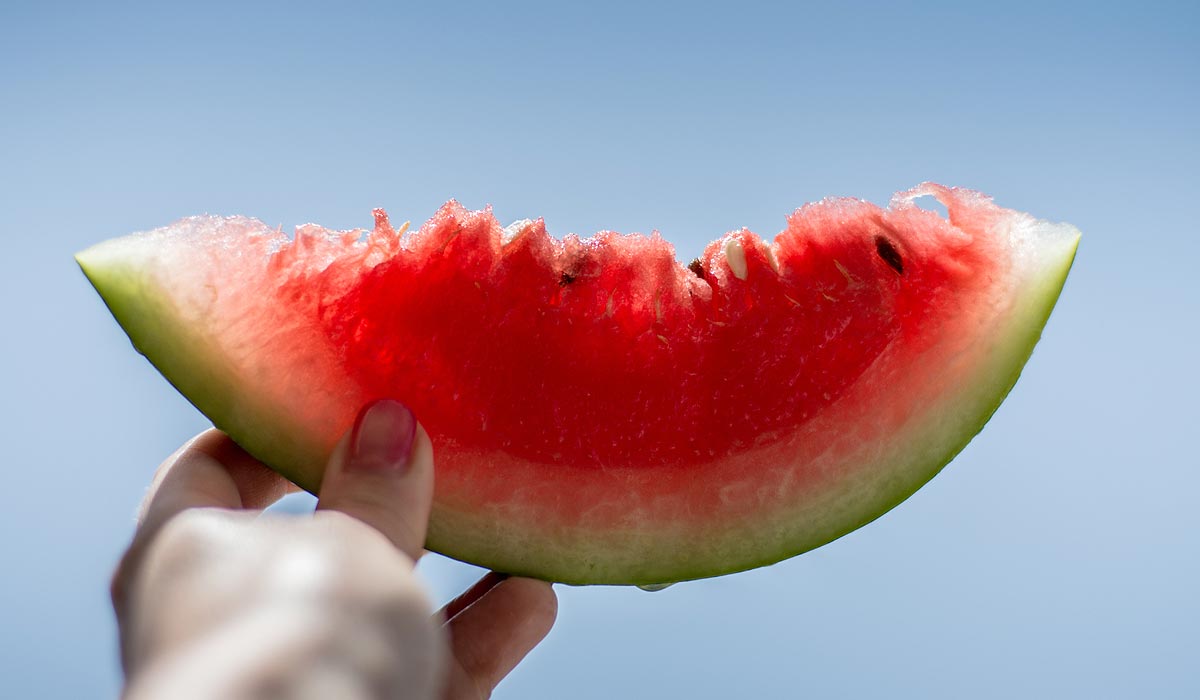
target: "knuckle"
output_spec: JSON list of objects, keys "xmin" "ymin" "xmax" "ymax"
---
[
  {"xmin": 319, "ymin": 494, "xmax": 424, "ymax": 554},
  {"xmin": 122, "ymin": 509, "xmax": 248, "ymax": 593},
  {"xmin": 111, "ymin": 509, "xmax": 228, "ymax": 614},
  {"xmin": 152, "ymin": 509, "xmax": 214, "ymax": 552}
]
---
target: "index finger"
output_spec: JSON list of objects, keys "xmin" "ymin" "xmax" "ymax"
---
[{"xmin": 133, "ymin": 429, "xmax": 295, "ymax": 545}]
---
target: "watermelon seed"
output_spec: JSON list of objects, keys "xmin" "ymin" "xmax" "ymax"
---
[
  {"xmin": 688, "ymin": 258, "xmax": 706, "ymax": 279},
  {"xmin": 874, "ymin": 236, "xmax": 904, "ymax": 275},
  {"xmin": 560, "ymin": 271, "xmax": 577, "ymax": 285},
  {"xmin": 724, "ymin": 239, "xmax": 748, "ymax": 280},
  {"xmin": 502, "ymin": 219, "xmax": 533, "ymax": 244},
  {"xmin": 764, "ymin": 246, "xmax": 781, "ymax": 274}
]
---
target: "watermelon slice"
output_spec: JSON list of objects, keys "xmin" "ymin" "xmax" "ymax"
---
[{"xmin": 77, "ymin": 184, "xmax": 1079, "ymax": 585}]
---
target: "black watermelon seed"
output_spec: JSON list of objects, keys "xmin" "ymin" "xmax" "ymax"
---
[
  {"xmin": 874, "ymin": 236, "xmax": 904, "ymax": 275},
  {"xmin": 687, "ymin": 258, "xmax": 706, "ymax": 279}
]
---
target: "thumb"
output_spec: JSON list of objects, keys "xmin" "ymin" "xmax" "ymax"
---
[{"xmin": 316, "ymin": 399, "xmax": 434, "ymax": 561}]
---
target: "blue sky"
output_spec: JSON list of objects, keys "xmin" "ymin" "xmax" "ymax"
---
[{"xmin": 1, "ymin": 1, "xmax": 1197, "ymax": 697}]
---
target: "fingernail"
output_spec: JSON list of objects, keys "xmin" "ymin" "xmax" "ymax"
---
[{"xmin": 348, "ymin": 399, "xmax": 417, "ymax": 473}]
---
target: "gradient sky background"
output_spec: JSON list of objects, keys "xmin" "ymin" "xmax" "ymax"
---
[{"xmin": 2, "ymin": 1, "xmax": 1197, "ymax": 697}]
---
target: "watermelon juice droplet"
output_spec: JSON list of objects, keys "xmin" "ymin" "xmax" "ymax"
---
[{"xmin": 636, "ymin": 583, "xmax": 675, "ymax": 592}]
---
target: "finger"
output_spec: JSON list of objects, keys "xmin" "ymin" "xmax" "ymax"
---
[
  {"xmin": 443, "ymin": 578, "xmax": 557, "ymax": 700},
  {"xmin": 132, "ymin": 430, "xmax": 294, "ymax": 544},
  {"xmin": 134, "ymin": 430, "xmax": 294, "ymax": 538},
  {"xmin": 316, "ymin": 399, "xmax": 434, "ymax": 561},
  {"xmin": 439, "ymin": 572, "xmax": 508, "ymax": 622},
  {"xmin": 189, "ymin": 431, "xmax": 301, "ymax": 509}
]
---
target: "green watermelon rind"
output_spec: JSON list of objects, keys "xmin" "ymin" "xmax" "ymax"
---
[{"xmin": 77, "ymin": 206, "xmax": 1079, "ymax": 586}]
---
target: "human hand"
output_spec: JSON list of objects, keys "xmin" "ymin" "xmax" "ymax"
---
[{"xmin": 112, "ymin": 400, "xmax": 557, "ymax": 699}]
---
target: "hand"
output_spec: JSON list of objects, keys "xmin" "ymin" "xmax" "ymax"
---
[{"xmin": 111, "ymin": 400, "xmax": 558, "ymax": 699}]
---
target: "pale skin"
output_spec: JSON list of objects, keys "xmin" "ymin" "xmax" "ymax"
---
[{"xmin": 112, "ymin": 400, "xmax": 558, "ymax": 699}]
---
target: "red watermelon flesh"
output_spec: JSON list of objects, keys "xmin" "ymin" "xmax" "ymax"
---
[{"xmin": 77, "ymin": 184, "xmax": 1079, "ymax": 584}]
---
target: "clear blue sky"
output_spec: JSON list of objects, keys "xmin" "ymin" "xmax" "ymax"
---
[{"xmin": 2, "ymin": 1, "xmax": 1197, "ymax": 697}]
